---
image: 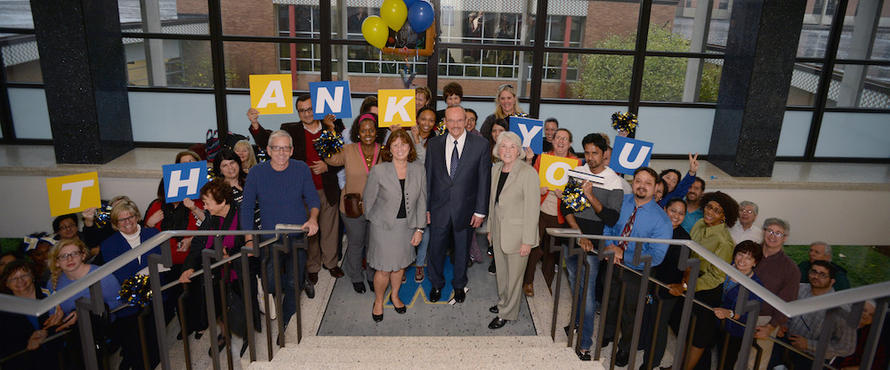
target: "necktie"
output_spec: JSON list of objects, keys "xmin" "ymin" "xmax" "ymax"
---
[
  {"xmin": 617, "ymin": 206, "xmax": 638, "ymax": 251},
  {"xmin": 450, "ymin": 140, "xmax": 459, "ymax": 178}
]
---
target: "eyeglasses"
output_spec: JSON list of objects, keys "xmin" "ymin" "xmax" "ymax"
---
[
  {"xmin": 765, "ymin": 229, "xmax": 785, "ymax": 238},
  {"xmin": 59, "ymin": 251, "xmax": 84, "ymax": 261},
  {"xmin": 118, "ymin": 215, "xmax": 137, "ymax": 224},
  {"xmin": 497, "ymin": 83, "xmax": 514, "ymax": 92},
  {"xmin": 59, "ymin": 224, "xmax": 77, "ymax": 230},
  {"xmin": 554, "ymin": 136, "xmax": 571, "ymax": 142},
  {"xmin": 297, "ymin": 108, "xmax": 313, "ymax": 114},
  {"xmin": 269, "ymin": 145, "xmax": 293, "ymax": 152},
  {"xmin": 8, "ymin": 274, "xmax": 31, "ymax": 283},
  {"xmin": 808, "ymin": 269, "xmax": 830, "ymax": 279},
  {"xmin": 740, "ymin": 209, "xmax": 755, "ymax": 215}
]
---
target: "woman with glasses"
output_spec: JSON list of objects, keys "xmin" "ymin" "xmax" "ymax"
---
[
  {"xmin": 712, "ymin": 240, "xmax": 765, "ymax": 370},
  {"xmin": 0, "ymin": 260, "xmax": 66, "ymax": 370},
  {"xmin": 480, "ymin": 84, "xmax": 526, "ymax": 140},
  {"xmin": 683, "ymin": 191, "xmax": 739, "ymax": 370},
  {"xmin": 47, "ymin": 239, "xmax": 122, "ymax": 326}
]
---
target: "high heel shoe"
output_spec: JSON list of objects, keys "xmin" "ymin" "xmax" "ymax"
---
[
  {"xmin": 390, "ymin": 293, "xmax": 406, "ymax": 314},
  {"xmin": 372, "ymin": 303, "xmax": 383, "ymax": 322},
  {"xmin": 208, "ymin": 334, "xmax": 225, "ymax": 357}
]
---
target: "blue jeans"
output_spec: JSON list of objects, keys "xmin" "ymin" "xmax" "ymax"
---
[
  {"xmin": 564, "ymin": 245, "xmax": 600, "ymax": 350},
  {"xmin": 415, "ymin": 229, "xmax": 429, "ymax": 266},
  {"xmin": 262, "ymin": 239, "xmax": 307, "ymax": 330}
]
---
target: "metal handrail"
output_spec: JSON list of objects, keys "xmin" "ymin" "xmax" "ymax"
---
[
  {"xmin": 547, "ymin": 228, "xmax": 890, "ymax": 317},
  {"xmin": 0, "ymin": 229, "xmax": 298, "ymax": 317}
]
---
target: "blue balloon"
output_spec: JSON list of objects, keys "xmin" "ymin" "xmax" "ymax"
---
[
  {"xmin": 403, "ymin": 0, "xmax": 417, "ymax": 8},
  {"xmin": 407, "ymin": 0, "xmax": 434, "ymax": 33}
]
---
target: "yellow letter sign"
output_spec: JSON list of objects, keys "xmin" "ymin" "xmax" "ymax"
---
[
  {"xmin": 250, "ymin": 74, "xmax": 293, "ymax": 115},
  {"xmin": 378, "ymin": 89, "xmax": 416, "ymax": 127},
  {"xmin": 539, "ymin": 154, "xmax": 580, "ymax": 191},
  {"xmin": 46, "ymin": 172, "xmax": 101, "ymax": 217}
]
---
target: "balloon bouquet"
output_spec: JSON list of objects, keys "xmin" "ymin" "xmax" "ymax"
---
[{"xmin": 361, "ymin": 0, "xmax": 435, "ymax": 55}]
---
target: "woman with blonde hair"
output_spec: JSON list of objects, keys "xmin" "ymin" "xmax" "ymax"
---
[
  {"xmin": 47, "ymin": 239, "xmax": 121, "ymax": 323},
  {"xmin": 233, "ymin": 140, "xmax": 258, "ymax": 173},
  {"xmin": 480, "ymin": 83, "xmax": 525, "ymax": 139}
]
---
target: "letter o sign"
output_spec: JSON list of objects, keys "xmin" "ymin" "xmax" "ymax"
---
[{"xmin": 545, "ymin": 162, "xmax": 572, "ymax": 187}]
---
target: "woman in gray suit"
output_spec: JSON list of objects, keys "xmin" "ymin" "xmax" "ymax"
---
[
  {"xmin": 364, "ymin": 129, "xmax": 427, "ymax": 322},
  {"xmin": 486, "ymin": 131, "xmax": 540, "ymax": 329}
]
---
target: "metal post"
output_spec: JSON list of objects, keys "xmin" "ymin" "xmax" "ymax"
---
[
  {"xmin": 202, "ymin": 247, "xmax": 222, "ymax": 370},
  {"xmin": 575, "ymin": 253, "xmax": 592, "ymax": 352},
  {"xmin": 257, "ymin": 234, "xmax": 274, "ymax": 360},
  {"xmin": 610, "ymin": 270, "xmax": 627, "ymax": 370},
  {"xmin": 593, "ymin": 249, "xmax": 616, "ymax": 360},
  {"xmin": 241, "ymin": 246, "xmax": 257, "ymax": 361},
  {"xmin": 74, "ymin": 297, "xmax": 100, "ymax": 370},
  {"xmin": 147, "ymin": 253, "xmax": 171, "ymax": 370},
  {"xmin": 272, "ymin": 236, "xmax": 288, "ymax": 347},
  {"xmin": 291, "ymin": 235, "xmax": 303, "ymax": 344},
  {"xmin": 673, "ymin": 244, "xmax": 701, "ymax": 370},
  {"xmin": 809, "ymin": 310, "xmax": 836, "ymax": 369},
  {"xmin": 177, "ymin": 287, "xmax": 192, "ymax": 370},
  {"xmin": 860, "ymin": 297, "xmax": 888, "ymax": 370},
  {"xmin": 549, "ymin": 235, "xmax": 562, "ymax": 342},
  {"xmin": 219, "ymin": 264, "xmax": 233, "ymax": 369},
  {"xmin": 626, "ymin": 257, "xmax": 653, "ymax": 370},
  {"xmin": 136, "ymin": 310, "xmax": 151, "ymax": 370}
]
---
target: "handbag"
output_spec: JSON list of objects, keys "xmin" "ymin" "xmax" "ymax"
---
[{"xmin": 343, "ymin": 193, "xmax": 363, "ymax": 218}]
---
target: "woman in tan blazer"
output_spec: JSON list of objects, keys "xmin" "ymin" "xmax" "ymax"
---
[
  {"xmin": 486, "ymin": 131, "xmax": 540, "ymax": 329},
  {"xmin": 324, "ymin": 113, "xmax": 381, "ymax": 294}
]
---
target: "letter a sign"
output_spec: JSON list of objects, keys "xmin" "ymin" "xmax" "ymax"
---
[
  {"xmin": 162, "ymin": 161, "xmax": 209, "ymax": 203},
  {"xmin": 250, "ymin": 74, "xmax": 293, "ymax": 115},
  {"xmin": 538, "ymin": 154, "xmax": 580, "ymax": 191},
  {"xmin": 610, "ymin": 135, "xmax": 654, "ymax": 175},
  {"xmin": 378, "ymin": 89, "xmax": 415, "ymax": 127},
  {"xmin": 46, "ymin": 172, "xmax": 101, "ymax": 217},
  {"xmin": 310, "ymin": 81, "xmax": 352, "ymax": 120}
]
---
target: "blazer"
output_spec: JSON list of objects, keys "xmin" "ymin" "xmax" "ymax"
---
[
  {"xmin": 487, "ymin": 160, "xmax": 540, "ymax": 254},
  {"xmin": 424, "ymin": 131, "xmax": 491, "ymax": 230},
  {"xmin": 324, "ymin": 142, "xmax": 380, "ymax": 214},
  {"xmin": 99, "ymin": 226, "xmax": 161, "ymax": 284},
  {"xmin": 363, "ymin": 161, "xmax": 427, "ymax": 231},
  {"xmin": 250, "ymin": 121, "xmax": 341, "ymax": 205}
]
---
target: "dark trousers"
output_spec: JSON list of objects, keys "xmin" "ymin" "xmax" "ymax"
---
[
  {"xmin": 112, "ymin": 310, "xmax": 160, "ymax": 370},
  {"xmin": 640, "ymin": 294, "xmax": 680, "ymax": 369},
  {"xmin": 603, "ymin": 268, "xmax": 646, "ymax": 353},
  {"xmin": 524, "ymin": 212, "xmax": 561, "ymax": 287},
  {"xmin": 262, "ymin": 241, "xmax": 307, "ymax": 330},
  {"xmin": 428, "ymin": 219, "xmax": 472, "ymax": 290}
]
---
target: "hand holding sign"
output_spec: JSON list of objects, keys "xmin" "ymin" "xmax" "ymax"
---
[
  {"xmin": 508, "ymin": 117, "xmax": 543, "ymax": 154},
  {"xmin": 310, "ymin": 81, "xmax": 352, "ymax": 120},
  {"xmin": 250, "ymin": 74, "xmax": 294, "ymax": 115}
]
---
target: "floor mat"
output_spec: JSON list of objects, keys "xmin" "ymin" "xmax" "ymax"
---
[{"xmin": 318, "ymin": 259, "xmax": 536, "ymax": 336}]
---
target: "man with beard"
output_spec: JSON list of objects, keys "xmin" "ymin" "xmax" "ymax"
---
[
  {"xmin": 600, "ymin": 167, "xmax": 673, "ymax": 367},
  {"xmin": 680, "ymin": 177, "xmax": 705, "ymax": 232}
]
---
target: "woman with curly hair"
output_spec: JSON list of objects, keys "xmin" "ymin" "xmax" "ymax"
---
[{"xmin": 683, "ymin": 191, "xmax": 739, "ymax": 370}]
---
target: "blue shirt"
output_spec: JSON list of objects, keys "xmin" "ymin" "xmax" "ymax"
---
[
  {"xmin": 48, "ymin": 265, "xmax": 121, "ymax": 315},
  {"xmin": 681, "ymin": 207, "xmax": 703, "ymax": 233},
  {"xmin": 604, "ymin": 194, "xmax": 673, "ymax": 270},
  {"xmin": 241, "ymin": 159, "xmax": 321, "ymax": 235}
]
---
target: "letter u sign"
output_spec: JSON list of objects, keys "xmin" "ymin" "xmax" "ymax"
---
[{"xmin": 610, "ymin": 136, "xmax": 654, "ymax": 175}]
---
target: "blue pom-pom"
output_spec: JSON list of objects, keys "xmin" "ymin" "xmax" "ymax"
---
[
  {"xmin": 118, "ymin": 274, "xmax": 152, "ymax": 308},
  {"xmin": 312, "ymin": 130, "xmax": 345, "ymax": 158}
]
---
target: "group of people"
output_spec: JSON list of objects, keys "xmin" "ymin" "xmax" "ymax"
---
[{"xmin": 1, "ymin": 81, "xmax": 886, "ymax": 370}]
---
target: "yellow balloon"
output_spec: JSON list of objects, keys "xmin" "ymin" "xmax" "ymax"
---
[
  {"xmin": 362, "ymin": 16, "xmax": 389, "ymax": 49},
  {"xmin": 380, "ymin": 0, "xmax": 408, "ymax": 31}
]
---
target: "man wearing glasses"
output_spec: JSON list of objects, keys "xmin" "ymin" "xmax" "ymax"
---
[
  {"xmin": 751, "ymin": 217, "xmax": 802, "ymax": 370},
  {"xmin": 730, "ymin": 200, "xmax": 763, "ymax": 244},
  {"xmin": 248, "ymin": 95, "xmax": 346, "ymax": 292},
  {"xmin": 768, "ymin": 260, "xmax": 855, "ymax": 369},
  {"xmin": 243, "ymin": 130, "xmax": 320, "ymax": 334}
]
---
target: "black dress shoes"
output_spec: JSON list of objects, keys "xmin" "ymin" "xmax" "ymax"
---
[
  {"xmin": 429, "ymin": 288, "xmax": 441, "ymax": 302},
  {"xmin": 367, "ymin": 280, "xmax": 375, "ymax": 292},
  {"xmin": 615, "ymin": 348, "xmax": 629, "ymax": 367},
  {"xmin": 394, "ymin": 304, "xmax": 406, "ymax": 314},
  {"xmin": 488, "ymin": 316, "xmax": 509, "ymax": 329},
  {"xmin": 453, "ymin": 289, "xmax": 466, "ymax": 303},
  {"xmin": 352, "ymin": 282, "xmax": 366, "ymax": 294},
  {"xmin": 372, "ymin": 312, "xmax": 383, "ymax": 322},
  {"xmin": 489, "ymin": 305, "xmax": 499, "ymax": 314},
  {"xmin": 304, "ymin": 281, "xmax": 316, "ymax": 299},
  {"xmin": 576, "ymin": 349, "xmax": 592, "ymax": 361}
]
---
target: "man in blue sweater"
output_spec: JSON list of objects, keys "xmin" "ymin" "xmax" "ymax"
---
[{"xmin": 242, "ymin": 130, "xmax": 320, "ymax": 332}]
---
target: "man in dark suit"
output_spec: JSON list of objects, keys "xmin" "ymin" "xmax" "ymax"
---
[
  {"xmin": 424, "ymin": 105, "xmax": 491, "ymax": 303},
  {"xmin": 248, "ymin": 95, "xmax": 345, "ymax": 298}
]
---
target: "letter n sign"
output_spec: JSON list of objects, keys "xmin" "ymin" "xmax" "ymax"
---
[
  {"xmin": 46, "ymin": 172, "xmax": 101, "ymax": 217},
  {"xmin": 310, "ymin": 81, "xmax": 352, "ymax": 120},
  {"xmin": 508, "ymin": 117, "xmax": 544, "ymax": 154},
  {"xmin": 378, "ymin": 89, "xmax": 415, "ymax": 127},
  {"xmin": 610, "ymin": 136, "xmax": 654, "ymax": 175},
  {"xmin": 162, "ymin": 161, "xmax": 209, "ymax": 203},
  {"xmin": 250, "ymin": 74, "xmax": 293, "ymax": 115}
]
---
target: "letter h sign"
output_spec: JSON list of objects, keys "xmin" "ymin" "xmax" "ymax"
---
[{"xmin": 162, "ymin": 161, "xmax": 209, "ymax": 203}]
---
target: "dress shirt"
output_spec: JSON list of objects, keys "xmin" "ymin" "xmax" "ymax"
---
[
  {"xmin": 788, "ymin": 284, "xmax": 855, "ymax": 359},
  {"xmin": 730, "ymin": 223, "xmax": 763, "ymax": 244},
  {"xmin": 604, "ymin": 194, "xmax": 673, "ymax": 270},
  {"xmin": 444, "ymin": 130, "xmax": 468, "ymax": 172}
]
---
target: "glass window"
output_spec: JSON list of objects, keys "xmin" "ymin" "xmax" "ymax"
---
[
  {"xmin": 439, "ymin": 0, "xmax": 536, "ymax": 47},
  {"xmin": 123, "ymin": 38, "xmax": 214, "ymax": 88},
  {"xmin": 547, "ymin": 0, "xmax": 639, "ymax": 49},
  {"xmin": 330, "ymin": 44, "xmax": 428, "ymax": 93},
  {"xmin": 119, "ymin": 0, "xmax": 209, "ymax": 35},
  {"xmin": 2, "ymin": 35, "xmax": 42, "ymax": 83},
  {"xmin": 837, "ymin": 0, "xmax": 888, "ymax": 60},
  {"xmin": 637, "ymin": 106, "xmax": 714, "ymax": 155},
  {"xmin": 223, "ymin": 41, "xmax": 322, "ymax": 90},
  {"xmin": 786, "ymin": 62, "xmax": 822, "ymax": 106},
  {"xmin": 223, "ymin": 0, "xmax": 320, "ymax": 37},
  {"xmin": 798, "ymin": 0, "xmax": 854, "ymax": 58},
  {"xmin": 640, "ymin": 57, "xmax": 723, "ymax": 102},
  {"xmin": 815, "ymin": 112, "xmax": 890, "ymax": 158},
  {"xmin": 0, "ymin": 1, "xmax": 34, "ymax": 29},
  {"xmin": 538, "ymin": 103, "xmax": 627, "ymax": 152},
  {"xmin": 129, "ymin": 91, "xmax": 215, "ymax": 142},
  {"xmin": 646, "ymin": 0, "xmax": 729, "ymax": 54},
  {"xmin": 9, "ymin": 87, "xmax": 51, "ymax": 140},
  {"xmin": 777, "ymin": 111, "xmax": 812, "ymax": 157},
  {"xmin": 826, "ymin": 64, "xmax": 890, "ymax": 109}
]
